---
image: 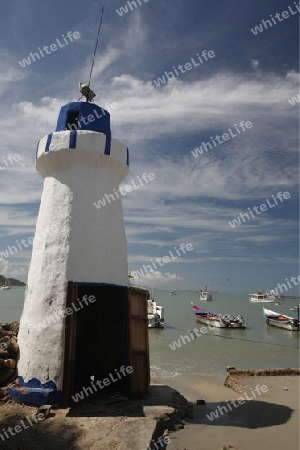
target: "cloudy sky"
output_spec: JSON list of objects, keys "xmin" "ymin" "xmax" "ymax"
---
[{"xmin": 0, "ymin": 0, "xmax": 299, "ymax": 293}]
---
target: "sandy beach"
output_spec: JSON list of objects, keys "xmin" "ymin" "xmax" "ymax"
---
[{"xmin": 159, "ymin": 372, "xmax": 299, "ymax": 450}]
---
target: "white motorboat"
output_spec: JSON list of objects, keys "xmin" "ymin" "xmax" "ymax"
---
[
  {"xmin": 148, "ymin": 299, "xmax": 164, "ymax": 328},
  {"xmin": 147, "ymin": 281, "xmax": 164, "ymax": 328},
  {"xmin": 249, "ymin": 291, "xmax": 274, "ymax": 303},
  {"xmin": 199, "ymin": 285, "xmax": 213, "ymax": 301},
  {"xmin": 192, "ymin": 303, "xmax": 246, "ymax": 328},
  {"xmin": 263, "ymin": 308, "xmax": 299, "ymax": 331}
]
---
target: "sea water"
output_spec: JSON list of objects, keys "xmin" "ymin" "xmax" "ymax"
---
[{"xmin": 1, "ymin": 288, "xmax": 298, "ymax": 377}]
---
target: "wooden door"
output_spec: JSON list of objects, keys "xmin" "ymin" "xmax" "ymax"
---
[{"xmin": 127, "ymin": 286, "xmax": 150, "ymax": 395}]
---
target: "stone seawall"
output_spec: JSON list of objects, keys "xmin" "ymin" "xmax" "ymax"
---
[
  {"xmin": 224, "ymin": 366, "xmax": 300, "ymax": 394},
  {"xmin": 0, "ymin": 322, "xmax": 19, "ymax": 401}
]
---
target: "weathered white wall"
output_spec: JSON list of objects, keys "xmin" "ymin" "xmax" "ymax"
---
[{"xmin": 18, "ymin": 131, "xmax": 129, "ymax": 388}]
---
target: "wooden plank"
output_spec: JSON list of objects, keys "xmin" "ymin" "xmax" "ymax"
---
[
  {"xmin": 127, "ymin": 287, "xmax": 150, "ymax": 395},
  {"xmin": 62, "ymin": 281, "xmax": 78, "ymax": 406}
]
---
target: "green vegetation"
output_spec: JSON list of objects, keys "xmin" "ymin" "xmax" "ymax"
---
[{"xmin": 0, "ymin": 275, "xmax": 26, "ymax": 287}]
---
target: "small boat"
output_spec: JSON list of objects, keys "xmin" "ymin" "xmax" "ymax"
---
[
  {"xmin": 191, "ymin": 303, "xmax": 246, "ymax": 328},
  {"xmin": 168, "ymin": 291, "xmax": 177, "ymax": 295},
  {"xmin": 1, "ymin": 279, "xmax": 12, "ymax": 290},
  {"xmin": 249, "ymin": 291, "xmax": 274, "ymax": 303},
  {"xmin": 289, "ymin": 305, "xmax": 300, "ymax": 311},
  {"xmin": 263, "ymin": 308, "xmax": 299, "ymax": 331},
  {"xmin": 147, "ymin": 282, "xmax": 164, "ymax": 328},
  {"xmin": 199, "ymin": 285, "xmax": 213, "ymax": 301},
  {"xmin": 148, "ymin": 299, "xmax": 164, "ymax": 328}
]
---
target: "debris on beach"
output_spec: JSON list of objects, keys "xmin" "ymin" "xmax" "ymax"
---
[
  {"xmin": 221, "ymin": 445, "xmax": 239, "ymax": 450},
  {"xmin": 0, "ymin": 322, "xmax": 19, "ymax": 398}
]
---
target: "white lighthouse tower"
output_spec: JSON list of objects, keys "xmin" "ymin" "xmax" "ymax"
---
[{"xmin": 12, "ymin": 96, "xmax": 132, "ymax": 405}]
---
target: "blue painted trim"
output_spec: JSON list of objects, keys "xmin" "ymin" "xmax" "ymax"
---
[
  {"xmin": 35, "ymin": 140, "xmax": 40, "ymax": 159},
  {"xmin": 55, "ymin": 102, "xmax": 111, "ymax": 135},
  {"xmin": 8, "ymin": 387, "xmax": 62, "ymax": 407},
  {"xmin": 74, "ymin": 282, "xmax": 128, "ymax": 289},
  {"xmin": 69, "ymin": 130, "xmax": 77, "ymax": 149},
  {"xmin": 9, "ymin": 377, "xmax": 61, "ymax": 406},
  {"xmin": 18, "ymin": 376, "xmax": 57, "ymax": 390},
  {"xmin": 104, "ymin": 131, "xmax": 111, "ymax": 155},
  {"xmin": 45, "ymin": 133, "xmax": 53, "ymax": 152},
  {"xmin": 126, "ymin": 147, "xmax": 129, "ymax": 166}
]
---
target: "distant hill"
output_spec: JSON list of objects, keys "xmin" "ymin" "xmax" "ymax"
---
[{"xmin": 0, "ymin": 275, "xmax": 26, "ymax": 287}]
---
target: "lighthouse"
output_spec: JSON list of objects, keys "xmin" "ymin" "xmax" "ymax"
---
[{"xmin": 10, "ymin": 94, "xmax": 150, "ymax": 406}]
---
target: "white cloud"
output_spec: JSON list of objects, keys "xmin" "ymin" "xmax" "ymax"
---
[
  {"xmin": 251, "ymin": 59, "xmax": 259, "ymax": 69},
  {"xmin": 131, "ymin": 269, "xmax": 183, "ymax": 287}
]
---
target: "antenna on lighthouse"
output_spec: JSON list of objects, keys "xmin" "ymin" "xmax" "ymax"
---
[{"xmin": 79, "ymin": 5, "xmax": 105, "ymax": 102}]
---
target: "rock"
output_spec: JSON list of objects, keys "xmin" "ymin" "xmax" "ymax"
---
[
  {"xmin": 4, "ymin": 359, "xmax": 16, "ymax": 368},
  {"xmin": 37, "ymin": 405, "xmax": 52, "ymax": 418},
  {"xmin": 8, "ymin": 337, "xmax": 19, "ymax": 354},
  {"xmin": 0, "ymin": 367, "xmax": 15, "ymax": 385},
  {"xmin": 0, "ymin": 387, "xmax": 8, "ymax": 398},
  {"xmin": 0, "ymin": 322, "xmax": 20, "ymax": 388},
  {"xmin": 0, "ymin": 349, "xmax": 9, "ymax": 358}
]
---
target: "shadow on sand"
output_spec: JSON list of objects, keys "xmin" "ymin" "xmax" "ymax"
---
[{"xmin": 192, "ymin": 399, "xmax": 294, "ymax": 429}]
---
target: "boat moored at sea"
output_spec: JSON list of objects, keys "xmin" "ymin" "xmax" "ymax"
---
[
  {"xmin": 263, "ymin": 308, "xmax": 300, "ymax": 331},
  {"xmin": 199, "ymin": 285, "xmax": 213, "ymax": 301},
  {"xmin": 148, "ymin": 299, "xmax": 164, "ymax": 328},
  {"xmin": 249, "ymin": 291, "xmax": 274, "ymax": 303},
  {"xmin": 1, "ymin": 278, "xmax": 12, "ymax": 290},
  {"xmin": 191, "ymin": 303, "xmax": 246, "ymax": 328}
]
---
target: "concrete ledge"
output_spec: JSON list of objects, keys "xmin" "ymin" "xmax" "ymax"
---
[{"xmin": 1, "ymin": 384, "xmax": 191, "ymax": 449}]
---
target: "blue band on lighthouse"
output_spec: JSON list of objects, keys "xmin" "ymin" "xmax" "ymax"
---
[
  {"xmin": 45, "ymin": 134, "xmax": 53, "ymax": 152},
  {"xmin": 69, "ymin": 130, "xmax": 77, "ymax": 149}
]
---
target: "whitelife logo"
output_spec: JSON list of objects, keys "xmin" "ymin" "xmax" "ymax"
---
[
  {"xmin": 0, "ymin": 153, "xmax": 21, "ymax": 171},
  {"xmin": 71, "ymin": 365, "xmax": 133, "ymax": 402},
  {"xmin": 18, "ymin": 31, "xmax": 81, "ymax": 68},
  {"xmin": 33, "ymin": 295, "xmax": 97, "ymax": 332},
  {"xmin": 66, "ymin": 102, "xmax": 118, "ymax": 130},
  {"xmin": 0, "ymin": 412, "xmax": 45, "ymax": 443},
  {"xmin": 250, "ymin": 3, "xmax": 300, "ymax": 35},
  {"xmin": 0, "ymin": 224, "xmax": 55, "ymax": 262},
  {"xmin": 116, "ymin": 0, "xmax": 150, "ymax": 16},
  {"xmin": 191, "ymin": 121, "xmax": 253, "ymax": 157},
  {"xmin": 288, "ymin": 92, "xmax": 300, "ymax": 106},
  {"xmin": 152, "ymin": 50, "xmax": 215, "ymax": 87},
  {"xmin": 131, "ymin": 243, "xmax": 193, "ymax": 280},
  {"xmin": 93, "ymin": 173, "xmax": 155, "ymax": 210},
  {"xmin": 228, "ymin": 191, "xmax": 291, "ymax": 228},
  {"xmin": 206, "ymin": 384, "xmax": 268, "ymax": 421}
]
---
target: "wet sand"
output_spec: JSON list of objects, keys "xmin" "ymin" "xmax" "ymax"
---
[{"xmin": 154, "ymin": 373, "xmax": 299, "ymax": 450}]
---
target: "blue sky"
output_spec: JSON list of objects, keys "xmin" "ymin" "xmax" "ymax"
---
[{"xmin": 0, "ymin": 0, "xmax": 299, "ymax": 293}]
